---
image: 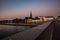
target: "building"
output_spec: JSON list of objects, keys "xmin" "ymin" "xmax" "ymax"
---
[
  {"xmin": 25, "ymin": 11, "xmax": 32, "ymax": 23},
  {"xmin": 57, "ymin": 15, "xmax": 60, "ymax": 21},
  {"xmin": 43, "ymin": 16, "xmax": 54, "ymax": 22},
  {"xmin": 35, "ymin": 16, "xmax": 54, "ymax": 22},
  {"xmin": 25, "ymin": 11, "xmax": 54, "ymax": 24},
  {"xmin": 37, "ymin": 16, "xmax": 44, "ymax": 22},
  {"xmin": 25, "ymin": 11, "xmax": 43, "ymax": 24}
]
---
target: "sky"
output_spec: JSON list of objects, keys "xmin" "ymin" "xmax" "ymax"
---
[{"xmin": 0, "ymin": 0, "xmax": 60, "ymax": 20}]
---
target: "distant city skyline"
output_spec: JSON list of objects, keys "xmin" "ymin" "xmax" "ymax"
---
[{"xmin": 0, "ymin": 0, "xmax": 60, "ymax": 20}]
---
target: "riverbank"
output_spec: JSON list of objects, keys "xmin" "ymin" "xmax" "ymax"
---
[{"xmin": 0, "ymin": 22, "xmax": 43, "ymax": 27}]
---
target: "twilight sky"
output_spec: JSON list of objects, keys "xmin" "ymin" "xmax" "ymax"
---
[{"xmin": 0, "ymin": 0, "xmax": 60, "ymax": 20}]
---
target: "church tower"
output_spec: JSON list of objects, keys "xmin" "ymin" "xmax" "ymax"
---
[{"xmin": 30, "ymin": 11, "xmax": 32, "ymax": 18}]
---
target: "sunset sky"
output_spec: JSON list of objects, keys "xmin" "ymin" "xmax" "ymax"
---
[{"xmin": 0, "ymin": 0, "xmax": 60, "ymax": 20}]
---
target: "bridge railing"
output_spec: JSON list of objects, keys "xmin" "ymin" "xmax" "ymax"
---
[{"xmin": 2, "ymin": 21, "xmax": 53, "ymax": 40}]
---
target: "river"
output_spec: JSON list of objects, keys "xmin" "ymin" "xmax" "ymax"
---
[{"xmin": 0, "ymin": 25, "xmax": 31, "ymax": 39}]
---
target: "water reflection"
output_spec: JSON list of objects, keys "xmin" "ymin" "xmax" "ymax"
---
[{"xmin": 0, "ymin": 25, "xmax": 30, "ymax": 39}]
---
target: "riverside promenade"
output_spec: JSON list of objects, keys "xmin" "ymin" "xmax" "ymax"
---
[
  {"xmin": 1, "ymin": 20, "xmax": 60, "ymax": 40},
  {"xmin": 2, "ymin": 22, "xmax": 52, "ymax": 40}
]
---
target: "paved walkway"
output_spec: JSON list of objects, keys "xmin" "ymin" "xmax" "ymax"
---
[{"xmin": 1, "ymin": 22, "xmax": 51, "ymax": 40}]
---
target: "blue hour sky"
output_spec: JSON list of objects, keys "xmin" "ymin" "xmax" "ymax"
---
[{"xmin": 0, "ymin": 0, "xmax": 60, "ymax": 20}]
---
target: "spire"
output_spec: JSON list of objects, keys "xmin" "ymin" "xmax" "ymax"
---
[{"xmin": 30, "ymin": 11, "xmax": 32, "ymax": 18}]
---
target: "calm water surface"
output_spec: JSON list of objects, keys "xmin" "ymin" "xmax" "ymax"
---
[{"xmin": 0, "ymin": 25, "xmax": 30, "ymax": 39}]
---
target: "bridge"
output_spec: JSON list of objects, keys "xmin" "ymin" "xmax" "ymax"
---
[{"xmin": 1, "ymin": 20, "xmax": 60, "ymax": 40}]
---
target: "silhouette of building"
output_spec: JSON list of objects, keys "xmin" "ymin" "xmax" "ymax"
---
[
  {"xmin": 24, "ymin": 11, "xmax": 33, "ymax": 23},
  {"xmin": 24, "ymin": 11, "xmax": 43, "ymax": 24},
  {"xmin": 30, "ymin": 11, "xmax": 32, "ymax": 18},
  {"xmin": 24, "ymin": 11, "xmax": 54, "ymax": 24}
]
